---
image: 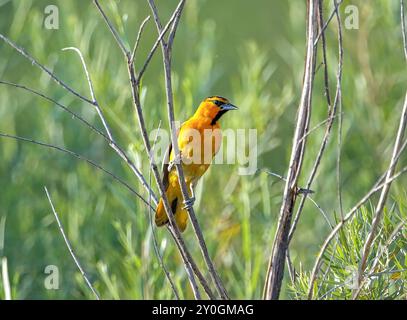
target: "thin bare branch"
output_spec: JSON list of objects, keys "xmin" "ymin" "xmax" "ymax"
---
[
  {"xmin": 308, "ymin": 196, "xmax": 333, "ymax": 229},
  {"xmin": 0, "ymin": 33, "xmax": 95, "ymax": 106},
  {"xmin": 0, "ymin": 80, "xmax": 157, "ymax": 205},
  {"xmin": 0, "ymin": 80, "xmax": 104, "ymax": 136},
  {"xmin": 92, "ymin": 0, "xmax": 212, "ymax": 298},
  {"xmin": 44, "ymin": 186, "xmax": 100, "ymax": 300},
  {"xmin": 286, "ymin": 251, "xmax": 296, "ymax": 287},
  {"xmin": 137, "ymin": 0, "xmax": 186, "ymax": 82},
  {"xmin": 297, "ymin": 112, "xmax": 343, "ymax": 145},
  {"xmin": 148, "ymin": 0, "xmax": 164, "ymax": 37},
  {"xmin": 313, "ymin": 0, "xmax": 344, "ymax": 47},
  {"xmin": 62, "ymin": 47, "xmax": 97, "ymax": 103},
  {"xmin": 260, "ymin": 168, "xmax": 331, "ymax": 227},
  {"xmin": 128, "ymin": 57, "xmax": 207, "ymax": 299},
  {"xmin": 148, "ymin": 0, "xmax": 229, "ymax": 300},
  {"xmin": 60, "ymin": 45, "xmax": 158, "ymax": 202},
  {"xmin": 0, "ymin": 23, "xmax": 156, "ymax": 202},
  {"xmin": 61, "ymin": 46, "xmax": 115, "ymax": 141},
  {"xmin": 167, "ymin": 1, "xmax": 185, "ymax": 53},
  {"xmin": 335, "ymin": 0, "xmax": 345, "ymax": 221},
  {"xmin": 93, "ymin": 0, "xmax": 130, "ymax": 58},
  {"xmin": 318, "ymin": 0, "xmax": 332, "ymax": 107},
  {"xmin": 130, "ymin": 16, "xmax": 151, "ymax": 65},
  {"xmin": 0, "ymin": 132, "xmax": 152, "ymax": 210},
  {"xmin": 135, "ymin": 97, "xmax": 211, "ymax": 299},
  {"xmin": 166, "ymin": 225, "xmax": 217, "ymax": 299},
  {"xmin": 263, "ymin": 0, "xmax": 318, "ymax": 300}
]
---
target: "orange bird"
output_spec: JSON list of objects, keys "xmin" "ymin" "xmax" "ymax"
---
[{"xmin": 155, "ymin": 96, "xmax": 238, "ymax": 232}]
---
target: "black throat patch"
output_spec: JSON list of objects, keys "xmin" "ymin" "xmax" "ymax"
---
[{"xmin": 211, "ymin": 109, "xmax": 227, "ymax": 125}]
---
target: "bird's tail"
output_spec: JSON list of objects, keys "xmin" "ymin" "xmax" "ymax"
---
[
  {"xmin": 155, "ymin": 197, "xmax": 170, "ymax": 227},
  {"xmin": 155, "ymin": 185, "xmax": 188, "ymax": 232}
]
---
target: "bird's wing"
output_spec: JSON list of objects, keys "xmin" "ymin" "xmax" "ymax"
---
[
  {"xmin": 161, "ymin": 124, "xmax": 183, "ymax": 190},
  {"xmin": 161, "ymin": 142, "xmax": 172, "ymax": 191}
]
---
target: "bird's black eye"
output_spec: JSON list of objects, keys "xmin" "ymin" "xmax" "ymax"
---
[{"xmin": 212, "ymin": 100, "xmax": 224, "ymax": 107}]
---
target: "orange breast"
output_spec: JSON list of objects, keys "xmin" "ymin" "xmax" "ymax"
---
[{"xmin": 174, "ymin": 118, "xmax": 222, "ymax": 183}]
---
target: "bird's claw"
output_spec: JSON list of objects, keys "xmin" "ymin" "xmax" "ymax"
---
[
  {"xmin": 297, "ymin": 187, "xmax": 314, "ymax": 195},
  {"xmin": 182, "ymin": 196, "xmax": 195, "ymax": 210},
  {"xmin": 168, "ymin": 152, "xmax": 182, "ymax": 172}
]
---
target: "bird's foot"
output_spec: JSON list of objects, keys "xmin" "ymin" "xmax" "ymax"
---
[
  {"xmin": 297, "ymin": 187, "xmax": 314, "ymax": 195},
  {"xmin": 182, "ymin": 196, "xmax": 195, "ymax": 210},
  {"xmin": 168, "ymin": 152, "xmax": 182, "ymax": 172}
]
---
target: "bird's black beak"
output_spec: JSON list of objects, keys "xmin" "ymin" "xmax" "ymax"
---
[{"xmin": 220, "ymin": 103, "xmax": 238, "ymax": 111}]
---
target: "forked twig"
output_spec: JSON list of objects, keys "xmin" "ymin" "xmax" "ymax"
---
[
  {"xmin": 93, "ymin": 0, "xmax": 130, "ymax": 58},
  {"xmin": 0, "ymin": 34, "xmax": 94, "ymax": 106},
  {"xmin": 138, "ymin": 0, "xmax": 186, "ymax": 83},
  {"xmin": 313, "ymin": 0, "xmax": 344, "ymax": 46},
  {"xmin": 0, "ymin": 35, "xmax": 157, "ymax": 204}
]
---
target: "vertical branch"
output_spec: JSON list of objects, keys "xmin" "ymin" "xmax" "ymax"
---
[
  {"xmin": 263, "ymin": 0, "xmax": 318, "ymax": 300},
  {"xmin": 335, "ymin": 0, "xmax": 345, "ymax": 221},
  {"xmin": 318, "ymin": 0, "xmax": 332, "ymax": 107},
  {"xmin": 288, "ymin": 0, "xmax": 343, "ymax": 244},
  {"xmin": 44, "ymin": 187, "xmax": 100, "ymax": 300},
  {"xmin": 93, "ymin": 0, "xmax": 130, "ymax": 58},
  {"xmin": 126, "ymin": 56, "xmax": 204, "ymax": 300},
  {"xmin": 93, "ymin": 0, "xmax": 216, "ymax": 299},
  {"xmin": 147, "ymin": 0, "xmax": 229, "ymax": 300},
  {"xmin": 336, "ymin": 85, "xmax": 344, "ymax": 218}
]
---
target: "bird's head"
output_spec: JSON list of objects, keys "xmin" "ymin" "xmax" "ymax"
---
[{"xmin": 195, "ymin": 96, "xmax": 238, "ymax": 125}]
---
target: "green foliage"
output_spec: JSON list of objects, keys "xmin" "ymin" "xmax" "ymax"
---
[{"xmin": 290, "ymin": 200, "xmax": 406, "ymax": 300}]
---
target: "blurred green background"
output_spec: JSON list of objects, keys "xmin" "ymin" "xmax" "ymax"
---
[{"xmin": 0, "ymin": 0, "xmax": 406, "ymax": 299}]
